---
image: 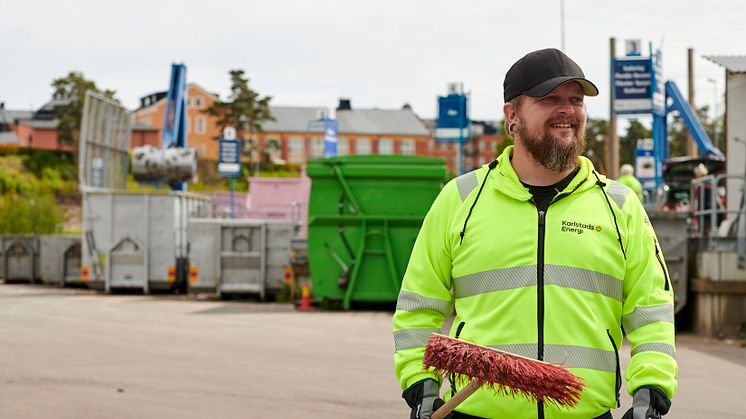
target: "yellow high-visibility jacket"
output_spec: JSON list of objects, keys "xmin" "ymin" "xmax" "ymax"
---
[{"xmin": 393, "ymin": 146, "xmax": 677, "ymax": 419}]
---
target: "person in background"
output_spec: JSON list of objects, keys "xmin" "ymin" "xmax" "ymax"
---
[{"xmin": 617, "ymin": 164, "xmax": 644, "ymax": 203}]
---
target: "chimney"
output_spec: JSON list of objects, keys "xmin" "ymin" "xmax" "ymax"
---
[{"xmin": 337, "ymin": 98, "xmax": 352, "ymax": 111}]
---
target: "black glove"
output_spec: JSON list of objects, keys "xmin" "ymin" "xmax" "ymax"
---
[
  {"xmin": 622, "ymin": 386, "xmax": 671, "ymax": 419},
  {"xmin": 402, "ymin": 378, "xmax": 449, "ymax": 419}
]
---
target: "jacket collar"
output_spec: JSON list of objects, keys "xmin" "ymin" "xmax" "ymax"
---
[{"xmin": 490, "ymin": 145, "xmax": 600, "ymax": 201}]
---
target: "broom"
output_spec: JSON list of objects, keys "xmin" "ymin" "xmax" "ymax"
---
[{"xmin": 423, "ymin": 334, "xmax": 585, "ymax": 419}]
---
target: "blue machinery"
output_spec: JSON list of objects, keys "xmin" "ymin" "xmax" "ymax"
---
[
  {"xmin": 659, "ymin": 81, "xmax": 723, "ymax": 159},
  {"xmin": 131, "ymin": 63, "xmax": 197, "ymax": 190},
  {"xmin": 614, "ymin": 45, "xmax": 723, "ymax": 191}
]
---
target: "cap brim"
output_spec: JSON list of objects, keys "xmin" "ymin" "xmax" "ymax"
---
[{"xmin": 523, "ymin": 77, "xmax": 599, "ymax": 98}]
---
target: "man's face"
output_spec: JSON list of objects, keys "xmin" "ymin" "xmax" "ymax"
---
[{"xmin": 506, "ymin": 82, "xmax": 587, "ymax": 172}]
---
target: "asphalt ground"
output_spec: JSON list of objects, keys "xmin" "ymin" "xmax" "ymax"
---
[{"xmin": 0, "ymin": 283, "xmax": 744, "ymax": 418}]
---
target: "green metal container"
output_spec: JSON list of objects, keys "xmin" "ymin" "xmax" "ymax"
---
[{"xmin": 306, "ymin": 155, "xmax": 448, "ymax": 309}]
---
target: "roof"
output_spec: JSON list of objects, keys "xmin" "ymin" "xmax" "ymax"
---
[
  {"xmin": 336, "ymin": 108, "xmax": 429, "ymax": 136},
  {"xmin": 262, "ymin": 106, "xmax": 430, "ymax": 136},
  {"xmin": 704, "ymin": 55, "xmax": 746, "ymax": 73},
  {"xmin": 136, "ymin": 83, "xmax": 219, "ymax": 111},
  {"xmin": 8, "ymin": 110, "xmax": 34, "ymax": 122},
  {"xmin": 21, "ymin": 119, "xmax": 59, "ymax": 129},
  {"xmin": 262, "ymin": 106, "xmax": 330, "ymax": 133}
]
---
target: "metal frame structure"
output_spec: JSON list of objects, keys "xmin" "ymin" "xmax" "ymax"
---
[{"xmin": 78, "ymin": 91, "xmax": 131, "ymax": 191}]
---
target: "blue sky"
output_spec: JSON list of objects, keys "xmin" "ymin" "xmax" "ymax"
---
[{"xmin": 0, "ymin": 0, "xmax": 742, "ymax": 121}]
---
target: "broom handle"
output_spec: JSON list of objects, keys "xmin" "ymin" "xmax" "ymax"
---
[{"xmin": 431, "ymin": 379, "xmax": 481, "ymax": 419}]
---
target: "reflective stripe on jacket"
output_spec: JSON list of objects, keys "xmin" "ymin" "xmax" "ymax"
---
[{"xmin": 393, "ymin": 146, "xmax": 677, "ymax": 419}]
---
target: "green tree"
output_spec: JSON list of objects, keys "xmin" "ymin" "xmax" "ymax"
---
[
  {"xmin": 496, "ymin": 118, "xmax": 513, "ymax": 157},
  {"xmin": 620, "ymin": 119, "xmax": 651, "ymax": 165},
  {"xmin": 51, "ymin": 72, "xmax": 117, "ymax": 149},
  {"xmin": 205, "ymin": 70, "xmax": 275, "ymax": 173},
  {"xmin": 583, "ymin": 118, "xmax": 608, "ymax": 174}
]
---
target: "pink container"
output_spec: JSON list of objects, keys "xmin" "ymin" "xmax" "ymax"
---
[{"xmin": 246, "ymin": 175, "xmax": 311, "ymax": 238}]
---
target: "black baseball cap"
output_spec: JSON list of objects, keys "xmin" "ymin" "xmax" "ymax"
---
[{"xmin": 503, "ymin": 48, "xmax": 599, "ymax": 102}]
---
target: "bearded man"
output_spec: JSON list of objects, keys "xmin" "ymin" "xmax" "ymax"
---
[{"xmin": 393, "ymin": 48, "xmax": 677, "ymax": 419}]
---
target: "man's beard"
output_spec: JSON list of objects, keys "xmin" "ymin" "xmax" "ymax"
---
[{"xmin": 516, "ymin": 116, "xmax": 586, "ymax": 172}]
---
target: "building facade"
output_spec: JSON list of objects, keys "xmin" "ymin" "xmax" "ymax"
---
[
  {"xmin": 132, "ymin": 83, "xmax": 221, "ymax": 159},
  {"xmin": 133, "ymin": 87, "xmax": 504, "ymax": 174}
]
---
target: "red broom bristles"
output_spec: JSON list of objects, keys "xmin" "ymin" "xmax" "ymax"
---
[{"xmin": 423, "ymin": 334, "xmax": 585, "ymax": 409}]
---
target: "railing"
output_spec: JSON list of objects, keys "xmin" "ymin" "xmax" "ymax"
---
[{"xmin": 690, "ymin": 174, "xmax": 746, "ymax": 267}]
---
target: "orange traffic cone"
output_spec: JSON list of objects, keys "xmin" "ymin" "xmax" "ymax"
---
[{"xmin": 297, "ymin": 284, "xmax": 315, "ymax": 312}]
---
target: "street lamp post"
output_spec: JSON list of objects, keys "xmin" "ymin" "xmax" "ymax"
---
[{"xmin": 560, "ymin": 0, "xmax": 565, "ymax": 51}]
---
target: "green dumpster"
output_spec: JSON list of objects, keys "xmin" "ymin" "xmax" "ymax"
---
[{"xmin": 306, "ymin": 155, "xmax": 448, "ymax": 310}]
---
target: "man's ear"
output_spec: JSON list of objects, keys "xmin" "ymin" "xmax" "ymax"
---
[{"xmin": 503, "ymin": 102, "xmax": 516, "ymax": 123}]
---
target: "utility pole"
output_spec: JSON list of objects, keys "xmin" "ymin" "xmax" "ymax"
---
[
  {"xmin": 607, "ymin": 37, "xmax": 619, "ymax": 179},
  {"xmin": 687, "ymin": 48, "xmax": 698, "ymax": 156},
  {"xmin": 560, "ymin": 0, "xmax": 565, "ymax": 51}
]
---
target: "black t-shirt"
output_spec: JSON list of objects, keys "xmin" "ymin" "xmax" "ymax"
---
[{"xmin": 521, "ymin": 169, "xmax": 579, "ymax": 212}]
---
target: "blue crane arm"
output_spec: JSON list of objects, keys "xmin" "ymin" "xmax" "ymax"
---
[
  {"xmin": 161, "ymin": 64, "xmax": 188, "ymax": 149},
  {"xmin": 665, "ymin": 81, "xmax": 724, "ymax": 158}
]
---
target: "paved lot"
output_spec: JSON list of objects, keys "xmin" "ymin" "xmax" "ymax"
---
[{"xmin": 0, "ymin": 283, "xmax": 744, "ymax": 418}]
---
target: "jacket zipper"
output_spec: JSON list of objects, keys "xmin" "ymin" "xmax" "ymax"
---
[
  {"xmin": 606, "ymin": 329, "xmax": 621, "ymax": 408},
  {"xmin": 531, "ymin": 190, "xmax": 577, "ymax": 419},
  {"xmin": 654, "ymin": 239, "xmax": 670, "ymax": 291},
  {"xmin": 533, "ymin": 204, "xmax": 546, "ymax": 419}
]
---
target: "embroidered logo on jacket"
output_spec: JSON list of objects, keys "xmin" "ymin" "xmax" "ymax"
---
[{"xmin": 560, "ymin": 220, "xmax": 601, "ymax": 235}]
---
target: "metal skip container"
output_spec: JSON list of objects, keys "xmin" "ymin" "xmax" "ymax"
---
[
  {"xmin": 188, "ymin": 219, "xmax": 296, "ymax": 299},
  {"xmin": 40, "ymin": 235, "xmax": 82, "ymax": 285},
  {"xmin": 306, "ymin": 155, "xmax": 447, "ymax": 310},
  {"xmin": 82, "ymin": 190, "xmax": 212, "ymax": 292},
  {"xmin": 1, "ymin": 235, "xmax": 41, "ymax": 282}
]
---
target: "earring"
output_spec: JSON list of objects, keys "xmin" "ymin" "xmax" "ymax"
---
[{"xmin": 508, "ymin": 122, "xmax": 516, "ymax": 134}]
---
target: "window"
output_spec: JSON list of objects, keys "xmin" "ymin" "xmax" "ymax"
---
[
  {"xmin": 288, "ymin": 137, "xmax": 305, "ymax": 163},
  {"xmin": 378, "ymin": 138, "xmax": 394, "ymax": 155},
  {"xmin": 190, "ymin": 96, "xmax": 204, "ymax": 109},
  {"xmin": 400, "ymin": 139, "xmax": 416, "ymax": 155},
  {"xmin": 310, "ymin": 138, "xmax": 324, "ymax": 157},
  {"xmin": 428, "ymin": 139, "xmax": 435, "ymax": 151},
  {"xmin": 196, "ymin": 116, "xmax": 207, "ymax": 134},
  {"xmin": 337, "ymin": 138, "xmax": 349, "ymax": 156},
  {"xmin": 479, "ymin": 140, "xmax": 486, "ymax": 151},
  {"xmin": 356, "ymin": 138, "xmax": 371, "ymax": 155}
]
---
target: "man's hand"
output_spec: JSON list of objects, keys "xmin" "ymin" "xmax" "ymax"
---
[
  {"xmin": 622, "ymin": 386, "xmax": 671, "ymax": 419},
  {"xmin": 402, "ymin": 378, "xmax": 448, "ymax": 419}
]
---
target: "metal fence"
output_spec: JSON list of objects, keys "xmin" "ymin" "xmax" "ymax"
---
[{"xmin": 690, "ymin": 174, "xmax": 746, "ymax": 266}]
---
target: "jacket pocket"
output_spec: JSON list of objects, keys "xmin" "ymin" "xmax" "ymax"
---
[
  {"xmin": 654, "ymin": 239, "xmax": 671, "ymax": 291},
  {"xmin": 606, "ymin": 329, "xmax": 621, "ymax": 408}
]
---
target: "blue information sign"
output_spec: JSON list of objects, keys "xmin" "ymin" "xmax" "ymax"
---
[
  {"xmin": 218, "ymin": 139, "xmax": 241, "ymax": 177},
  {"xmin": 612, "ymin": 58, "xmax": 653, "ymax": 114},
  {"xmin": 435, "ymin": 94, "xmax": 470, "ymax": 143},
  {"xmin": 651, "ymin": 50, "xmax": 665, "ymax": 116},
  {"xmin": 635, "ymin": 139, "xmax": 656, "ymax": 190},
  {"xmin": 323, "ymin": 119, "xmax": 338, "ymax": 158}
]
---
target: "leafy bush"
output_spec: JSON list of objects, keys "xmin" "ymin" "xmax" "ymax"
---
[{"xmin": 0, "ymin": 192, "xmax": 63, "ymax": 234}]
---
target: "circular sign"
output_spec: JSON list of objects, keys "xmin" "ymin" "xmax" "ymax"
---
[{"xmin": 223, "ymin": 126, "xmax": 237, "ymax": 140}]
